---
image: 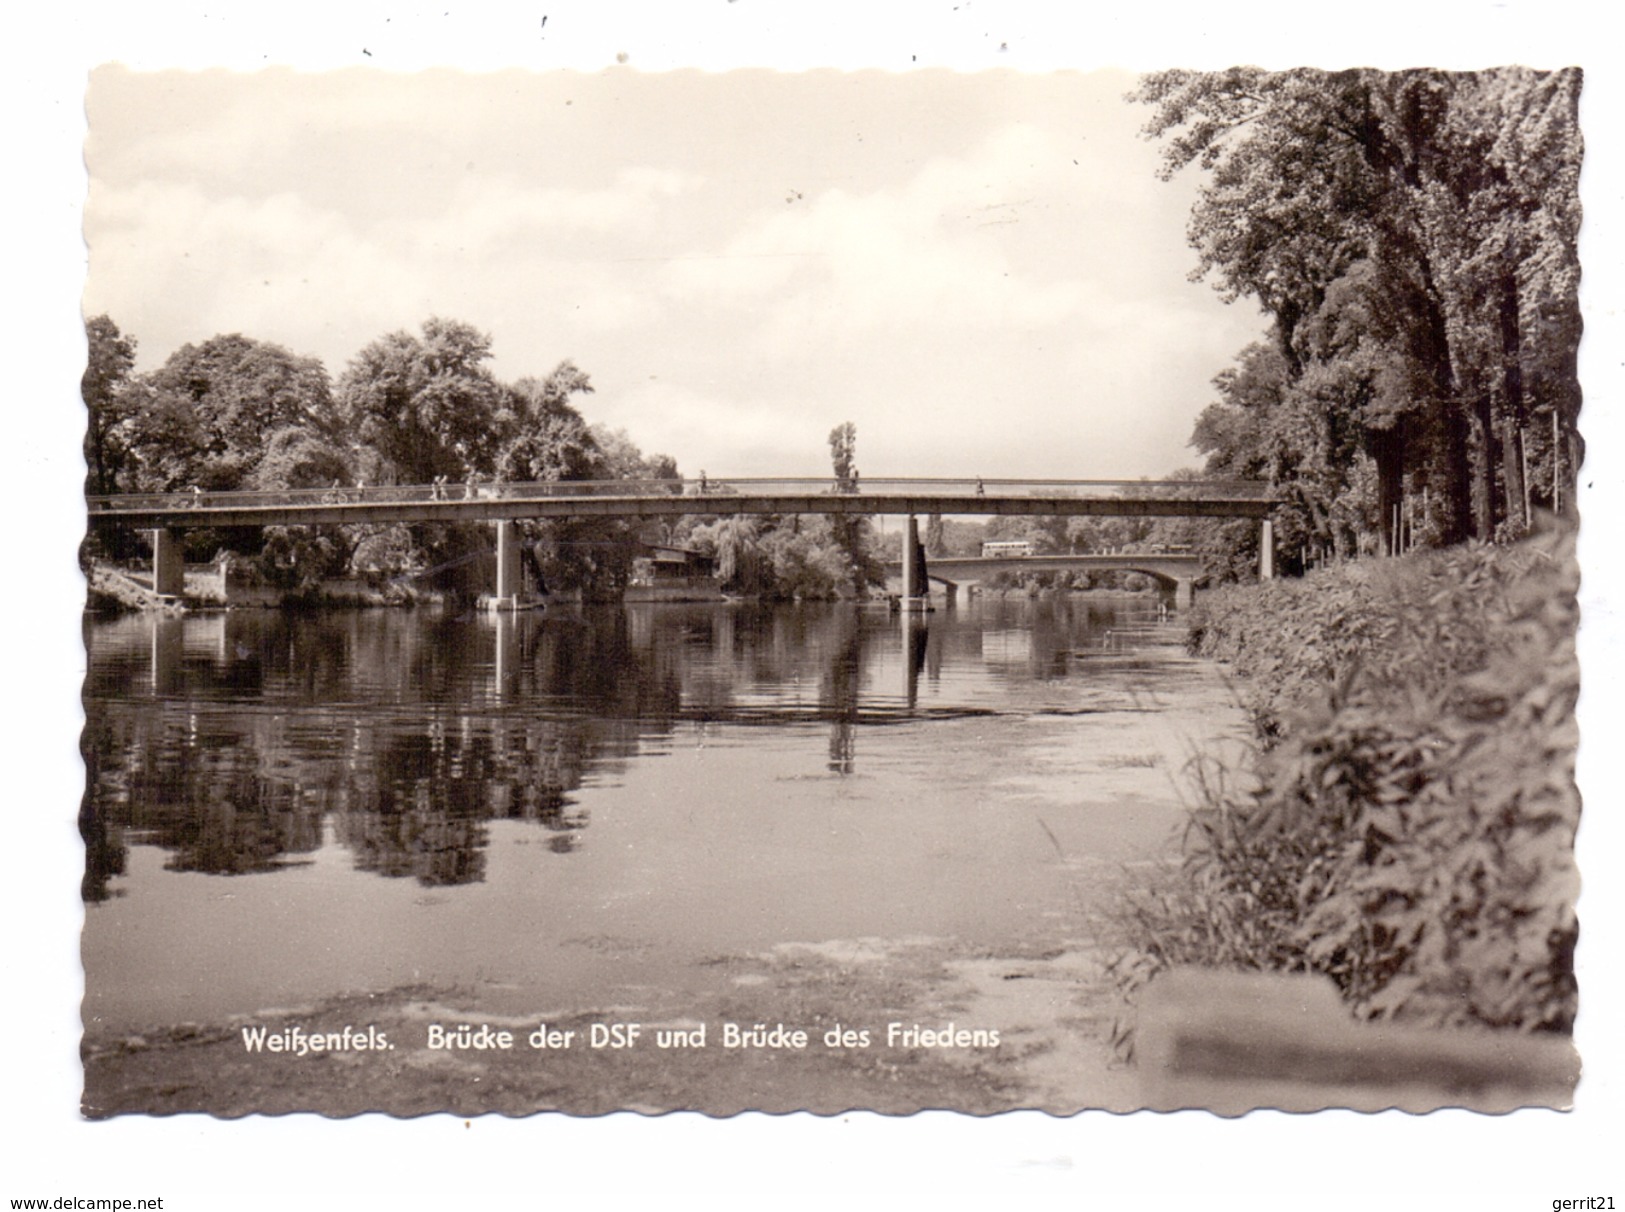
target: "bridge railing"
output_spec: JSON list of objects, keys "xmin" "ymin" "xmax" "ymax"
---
[
  {"xmin": 86, "ymin": 479, "xmax": 691, "ymax": 513},
  {"xmin": 687, "ymin": 477, "xmax": 1271, "ymax": 499},
  {"xmin": 88, "ymin": 477, "xmax": 1272, "ymax": 515}
]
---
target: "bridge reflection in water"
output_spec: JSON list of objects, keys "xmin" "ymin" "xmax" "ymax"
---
[{"xmin": 81, "ymin": 597, "xmax": 1165, "ymax": 904}]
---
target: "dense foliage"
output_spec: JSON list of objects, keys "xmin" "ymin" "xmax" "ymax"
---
[
  {"xmin": 674, "ymin": 423, "xmax": 885, "ymax": 600},
  {"xmin": 1135, "ymin": 68, "xmax": 1582, "ymax": 576},
  {"xmin": 1122, "ymin": 528, "xmax": 1579, "ymax": 1034},
  {"xmin": 83, "ymin": 316, "xmax": 880, "ymax": 601}
]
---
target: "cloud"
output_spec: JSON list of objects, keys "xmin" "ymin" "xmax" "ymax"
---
[
  {"xmin": 82, "ymin": 163, "xmax": 697, "ymax": 369},
  {"xmin": 81, "ymin": 72, "xmax": 1268, "ymax": 479},
  {"xmin": 651, "ymin": 122, "xmax": 1196, "ymax": 367},
  {"xmin": 84, "ymin": 179, "xmax": 430, "ymax": 365},
  {"xmin": 432, "ymin": 166, "xmax": 701, "ymax": 251},
  {"xmin": 603, "ymin": 378, "xmax": 827, "ymax": 474}
]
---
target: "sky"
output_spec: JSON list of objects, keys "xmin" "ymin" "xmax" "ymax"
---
[{"xmin": 83, "ymin": 67, "xmax": 1269, "ymax": 481}]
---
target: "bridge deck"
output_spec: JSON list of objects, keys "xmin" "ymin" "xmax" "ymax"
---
[
  {"xmin": 89, "ymin": 477, "xmax": 1273, "ymax": 529},
  {"xmin": 887, "ymin": 552, "xmax": 1206, "ymax": 574}
]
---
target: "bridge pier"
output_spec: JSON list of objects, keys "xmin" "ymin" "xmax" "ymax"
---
[
  {"xmin": 150, "ymin": 528, "xmax": 185, "ymax": 597},
  {"xmin": 483, "ymin": 520, "xmax": 545, "ymax": 611},
  {"xmin": 900, "ymin": 514, "xmax": 930, "ymax": 610},
  {"xmin": 1174, "ymin": 577, "xmax": 1193, "ymax": 612},
  {"xmin": 1259, "ymin": 518, "xmax": 1276, "ymax": 580},
  {"xmin": 494, "ymin": 520, "xmax": 521, "ymax": 601}
]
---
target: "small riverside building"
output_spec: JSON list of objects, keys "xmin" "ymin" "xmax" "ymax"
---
[{"xmin": 626, "ymin": 544, "xmax": 723, "ymax": 602}]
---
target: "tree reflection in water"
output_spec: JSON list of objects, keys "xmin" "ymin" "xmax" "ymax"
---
[
  {"xmin": 82, "ymin": 599, "xmax": 1125, "ymax": 898},
  {"xmin": 823, "ymin": 610, "xmax": 862, "ymax": 774},
  {"xmin": 81, "ymin": 608, "xmax": 683, "ymax": 892}
]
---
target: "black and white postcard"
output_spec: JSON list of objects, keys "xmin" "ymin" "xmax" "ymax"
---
[{"xmin": 10, "ymin": 3, "xmax": 1624, "ymax": 1208}]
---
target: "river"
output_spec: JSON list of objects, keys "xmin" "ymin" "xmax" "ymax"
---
[{"xmin": 80, "ymin": 594, "xmax": 1247, "ymax": 1114}]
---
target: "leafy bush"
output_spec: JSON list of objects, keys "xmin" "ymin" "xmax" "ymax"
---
[{"xmin": 1123, "ymin": 528, "xmax": 1579, "ymax": 1034}]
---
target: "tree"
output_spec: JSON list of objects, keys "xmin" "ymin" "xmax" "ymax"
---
[
  {"xmin": 493, "ymin": 364, "xmax": 679, "ymax": 600},
  {"xmin": 250, "ymin": 428, "xmax": 361, "ymax": 586},
  {"xmin": 826, "ymin": 422, "xmax": 883, "ymax": 596},
  {"xmin": 106, "ymin": 332, "xmax": 344, "ymax": 565},
  {"xmin": 1134, "ymin": 67, "xmax": 1582, "ymax": 561},
  {"xmin": 332, "ymin": 318, "xmax": 511, "ymax": 596},
  {"xmin": 590, "ymin": 422, "xmax": 679, "ymax": 485},
  {"xmin": 337, "ymin": 317, "xmax": 503, "ymax": 485},
  {"xmin": 138, "ymin": 333, "xmax": 337, "ymax": 491},
  {"xmin": 924, "ymin": 513, "xmax": 945, "ymax": 556},
  {"xmin": 761, "ymin": 518, "xmax": 854, "ymax": 600},
  {"xmin": 829, "ymin": 422, "xmax": 858, "ymax": 490},
  {"xmin": 111, "ymin": 331, "xmax": 339, "ymax": 513},
  {"xmin": 670, "ymin": 426, "xmax": 882, "ymax": 601},
  {"xmin": 83, "ymin": 315, "xmax": 137, "ymax": 497},
  {"xmin": 494, "ymin": 365, "xmax": 601, "ymax": 484}
]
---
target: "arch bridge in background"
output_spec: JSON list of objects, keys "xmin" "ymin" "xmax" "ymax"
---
[{"xmin": 884, "ymin": 551, "xmax": 1210, "ymax": 610}]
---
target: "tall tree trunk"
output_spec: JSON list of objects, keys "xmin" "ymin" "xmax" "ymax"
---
[
  {"xmin": 925, "ymin": 513, "xmax": 944, "ymax": 556},
  {"xmin": 1497, "ymin": 273, "xmax": 1529, "ymax": 534},
  {"xmin": 1562, "ymin": 417, "xmax": 1580, "ymax": 517},
  {"xmin": 1370, "ymin": 423, "xmax": 1406, "ymax": 557},
  {"xmin": 1470, "ymin": 391, "xmax": 1499, "ymax": 541},
  {"xmin": 1445, "ymin": 412, "xmax": 1474, "ymax": 545},
  {"xmin": 1418, "ymin": 286, "xmax": 1474, "ymax": 546},
  {"xmin": 1502, "ymin": 417, "xmax": 1528, "ymax": 531}
]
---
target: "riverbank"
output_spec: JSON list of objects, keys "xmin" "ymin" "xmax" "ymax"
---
[
  {"xmin": 86, "ymin": 557, "xmax": 1176, "ymax": 614},
  {"xmin": 1118, "ymin": 527, "xmax": 1580, "ymax": 1037},
  {"xmin": 84, "ymin": 927, "xmax": 1154, "ymax": 1118},
  {"xmin": 84, "ymin": 561, "xmax": 434, "ymax": 613},
  {"xmin": 85, "ymin": 563, "xmax": 222, "ymax": 612}
]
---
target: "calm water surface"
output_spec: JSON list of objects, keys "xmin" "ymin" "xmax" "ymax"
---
[{"xmin": 82, "ymin": 597, "xmax": 1219, "ymax": 1031}]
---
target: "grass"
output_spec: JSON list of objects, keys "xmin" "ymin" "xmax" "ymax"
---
[{"xmin": 1113, "ymin": 524, "xmax": 1580, "ymax": 1035}]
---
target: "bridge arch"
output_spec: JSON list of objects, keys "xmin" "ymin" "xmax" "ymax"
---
[{"xmin": 897, "ymin": 551, "xmax": 1207, "ymax": 610}]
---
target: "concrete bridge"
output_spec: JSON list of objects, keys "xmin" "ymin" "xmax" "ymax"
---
[
  {"xmin": 88, "ymin": 476, "xmax": 1274, "ymax": 607},
  {"xmin": 884, "ymin": 551, "xmax": 1208, "ymax": 609}
]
